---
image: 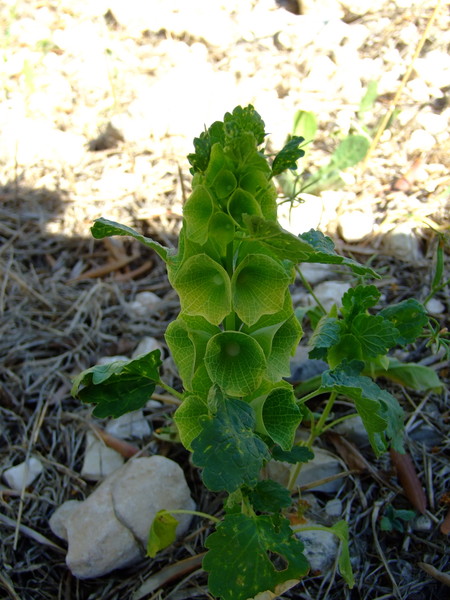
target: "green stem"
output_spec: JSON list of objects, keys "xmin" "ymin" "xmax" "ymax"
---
[
  {"xmin": 296, "ymin": 266, "xmax": 327, "ymax": 315},
  {"xmin": 161, "ymin": 508, "xmax": 220, "ymax": 524},
  {"xmin": 321, "ymin": 412, "xmax": 359, "ymax": 434},
  {"xmin": 158, "ymin": 380, "xmax": 184, "ymax": 401}
]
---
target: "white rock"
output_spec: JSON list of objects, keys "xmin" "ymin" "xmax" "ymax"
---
[
  {"xmin": 278, "ymin": 194, "xmax": 323, "ymax": 235},
  {"xmin": 106, "ymin": 410, "xmax": 151, "ymax": 440},
  {"xmin": 296, "ymin": 521, "xmax": 339, "ymax": 572},
  {"xmin": 48, "ymin": 500, "xmax": 80, "ymax": 540},
  {"xmin": 406, "ymin": 129, "xmax": 436, "ymax": 153},
  {"xmin": 407, "ymin": 78, "xmax": 432, "ymax": 103},
  {"xmin": 413, "ymin": 515, "xmax": 432, "ymax": 532},
  {"xmin": 298, "ymin": 263, "xmax": 336, "ymax": 285},
  {"xmin": 128, "ymin": 292, "xmax": 161, "ymax": 318},
  {"xmin": 416, "ymin": 112, "xmax": 449, "ymax": 136},
  {"xmin": 50, "ymin": 456, "xmax": 195, "ymax": 579},
  {"xmin": 425, "ymin": 298, "xmax": 445, "ymax": 315},
  {"xmin": 132, "ymin": 337, "xmax": 163, "ymax": 359},
  {"xmin": 338, "ymin": 210, "xmax": 374, "ymax": 243},
  {"xmin": 334, "ymin": 415, "xmax": 369, "ymax": 447},
  {"xmin": 266, "ymin": 447, "xmax": 342, "ymax": 493},
  {"xmin": 383, "ymin": 223, "xmax": 422, "ymax": 262},
  {"xmin": 81, "ymin": 432, "xmax": 124, "ymax": 481},
  {"xmin": 325, "ymin": 498, "xmax": 343, "ymax": 518},
  {"xmin": 97, "ymin": 355, "xmax": 128, "ymax": 366},
  {"xmin": 3, "ymin": 457, "xmax": 44, "ymax": 491},
  {"xmin": 414, "ymin": 51, "xmax": 450, "ymax": 88},
  {"xmin": 312, "ymin": 281, "xmax": 352, "ymax": 312}
]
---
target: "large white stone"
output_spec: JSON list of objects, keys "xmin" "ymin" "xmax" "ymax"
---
[
  {"xmin": 312, "ymin": 281, "xmax": 352, "ymax": 312},
  {"xmin": 50, "ymin": 456, "xmax": 195, "ymax": 579},
  {"xmin": 383, "ymin": 223, "xmax": 422, "ymax": 262},
  {"xmin": 296, "ymin": 521, "xmax": 339, "ymax": 572},
  {"xmin": 338, "ymin": 210, "xmax": 374, "ymax": 243}
]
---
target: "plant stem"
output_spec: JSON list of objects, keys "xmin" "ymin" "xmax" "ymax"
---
[
  {"xmin": 162, "ymin": 508, "xmax": 220, "ymax": 524},
  {"xmin": 158, "ymin": 381, "xmax": 184, "ymax": 402},
  {"xmin": 321, "ymin": 412, "xmax": 359, "ymax": 434},
  {"xmin": 296, "ymin": 267, "xmax": 327, "ymax": 315}
]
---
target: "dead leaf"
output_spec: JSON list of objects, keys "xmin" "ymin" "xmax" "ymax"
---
[
  {"xmin": 418, "ymin": 562, "xmax": 450, "ymax": 586},
  {"xmin": 389, "ymin": 449, "xmax": 427, "ymax": 514},
  {"xmin": 440, "ymin": 507, "xmax": 450, "ymax": 535}
]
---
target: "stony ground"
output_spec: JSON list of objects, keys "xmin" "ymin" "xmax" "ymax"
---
[{"xmin": 0, "ymin": 1, "xmax": 449, "ymax": 599}]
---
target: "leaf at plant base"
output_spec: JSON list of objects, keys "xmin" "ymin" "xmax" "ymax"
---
[
  {"xmin": 147, "ymin": 510, "xmax": 179, "ymax": 558},
  {"xmin": 71, "ymin": 351, "xmax": 162, "ymax": 418},
  {"xmin": 358, "ymin": 80, "xmax": 378, "ymax": 118},
  {"xmin": 232, "ymin": 254, "xmax": 292, "ymax": 326},
  {"xmin": 308, "ymin": 316, "xmax": 341, "ymax": 360},
  {"xmin": 183, "ymin": 185, "xmax": 215, "ymax": 244},
  {"xmin": 171, "ymin": 254, "xmax": 231, "ymax": 325},
  {"xmin": 204, "ymin": 513, "xmax": 308, "ymax": 600},
  {"xmin": 191, "ymin": 396, "xmax": 270, "ymax": 492},
  {"xmin": 321, "ymin": 360, "xmax": 404, "ymax": 455},
  {"xmin": 271, "ymin": 445, "xmax": 314, "ymax": 464},
  {"xmin": 252, "ymin": 387, "xmax": 302, "ymax": 450},
  {"xmin": 173, "ymin": 394, "xmax": 208, "ymax": 450},
  {"xmin": 351, "ymin": 314, "xmax": 399, "ymax": 358},
  {"xmin": 247, "ymin": 480, "xmax": 292, "ymax": 513},
  {"xmin": 91, "ymin": 218, "xmax": 169, "ymax": 262},
  {"xmin": 204, "ymin": 331, "xmax": 266, "ymax": 396},
  {"xmin": 376, "ymin": 359, "xmax": 444, "ymax": 392},
  {"xmin": 341, "ymin": 285, "xmax": 381, "ymax": 322},
  {"xmin": 299, "ymin": 229, "xmax": 379, "ymax": 278},
  {"xmin": 379, "ymin": 298, "xmax": 428, "ymax": 345},
  {"xmin": 331, "ymin": 135, "xmax": 370, "ymax": 170},
  {"xmin": 327, "ymin": 334, "xmax": 363, "ymax": 368},
  {"xmin": 271, "ymin": 136, "xmax": 305, "ymax": 176}
]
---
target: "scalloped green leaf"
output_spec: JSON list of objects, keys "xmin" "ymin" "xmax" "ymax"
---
[
  {"xmin": 91, "ymin": 218, "xmax": 169, "ymax": 262},
  {"xmin": 174, "ymin": 394, "xmax": 208, "ymax": 450},
  {"xmin": 171, "ymin": 254, "xmax": 231, "ymax": 325},
  {"xmin": 308, "ymin": 316, "xmax": 341, "ymax": 360},
  {"xmin": 321, "ymin": 360, "xmax": 404, "ymax": 455},
  {"xmin": 203, "ymin": 513, "xmax": 308, "ymax": 600},
  {"xmin": 271, "ymin": 444, "xmax": 314, "ymax": 464},
  {"xmin": 351, "ymin": 314, "xmax": 399, "ymax": 358},
  {"xmin": 183, "ymin": 185, "xmax": 215, "ymax": 244},
  {"xmin": 252, "ymin": 387, "xmax": 302, "ymax": 450},
  {"xmin": 205, "ymin": 331, "xmax": 267, "ymax": 396},
  {"xmin": 266, "ymin": 313, "xmax": 303, "ymax": 381},
  {"xmin": 191, "ymin": 395, "xmax": 270, "ymax": 493},
  {"xmin": 232, "ymin": 254, "xmax": 292, "ymax": 326},
  {"xmin": 71, "ymin": 351, "xmax": 162, "ymax": 418},
  {"xmin": 271, "ymin": 136, "xmax": 305, "ymax": 176},
  {"xmin": 341, "ymin": 284, "xmax": 381, "ymax": 322},
  {"xmin": 379, "ymin": 298, "xmax": 428, "ymax": 345},
  {"xmin": 246, "ymin": 480, "xmax": 292, "ymax": 513}
]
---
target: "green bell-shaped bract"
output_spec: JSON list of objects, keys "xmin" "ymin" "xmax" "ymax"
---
[
  {"xmin": 228, "ymin": 188, "xmax": 262, "ymax": 228},
  {"xmin": 239, "ymin": 170, "xmax": 277, "ymax": 221},
  {"xmin": 183, "ymin": 185, "xmax": 215, "ymax": 245},
  {"xmin": 211, "ymin": 169, "xmax": 237, "ymax": 201},
  {"xmin": 251, "ymin": 386, "xmax": 302, "ymax": 450},
  {"xmin": 171, "ymin": 254, "xmax": 231, "ymax": 325},
  {"xmin": 208, "ymin": 212, "xmax": 236, "ymax": 256},
  {"xmin": 231, "ymin": 254, "xmax": 292, "ymax": 326},
  {"xmin": 204, "ymin": 331, "xmax": 267, "ymax": 396}
]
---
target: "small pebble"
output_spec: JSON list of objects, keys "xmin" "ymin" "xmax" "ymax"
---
[
  {"xmin": 81, "ymin": 432, "xmax": 124, "ymax": 481},
  {"xmin": 312, "ymin": 281, "xmax": 352, "ymax": 312},
  {"xmin": 325, "ymin": 498, "xmax": 343, "ymax": 518},
  {"xmin": 132, "ymin": 336, "xmax": 162, "ymax": 359},
  {"xmin": 97, "ymin": 355, "xmax": 128, "ymax": 366},
  {"xmin": 106, "ymin": 410, "xmax": 151, "ymax": 440},
  {"xmin": 338, "ymin": 210, "xmax": 373, "ymax": 243},
  {"xmin": 425, "ymin": 298, "xmax": 445, "ymax": 315},
  {"xmin": 413, "ymin": 515, "xmax": 432, "ymax": 532},
  {"xmin": 3, "ymin": 457, "xmax": 44, "ymax": 490},
  {"xmin": 128, "ymin": 292, "xmax": 161, "ymax": 318}
]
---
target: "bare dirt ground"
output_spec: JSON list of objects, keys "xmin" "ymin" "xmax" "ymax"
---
[{"xmin": 0, "ymin": 1, "xmax": 449, "ymax": 599}]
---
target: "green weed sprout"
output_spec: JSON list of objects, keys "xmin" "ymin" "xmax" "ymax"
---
[{"xmin": 72, "ymin": 105, "xmax": 437, "ymax": 600}]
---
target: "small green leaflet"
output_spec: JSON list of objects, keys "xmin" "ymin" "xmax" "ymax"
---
[
  {"xmin": 191, "ymin": 395, "xmax": 270, "ymax": 493},
  {"xmin": 379, "ymin": 298, "xmax": 428, "ymax": 345},
  {"xmin": 203, "ymin": 513, "xmax": 308, "ymax": 600},
  {"xmin": 271, "ymin": 444, "xmax": 314, "ymax": 465},
  {"xmin": 341, "ymin": 284, "xmax": 381, "ymax": 322},
  {"xmin": 91, "ymin": 218, "xmax": 169, "ymax": 262},
  {"xmin": 308, "ymin": 316, "xmax": 341, "ymax": 360},
  {"xmin": 147, "ymin": 510, "xmax": 178, "ymax": 558},
  {"xmin": 321, "ymin": 360, "xmax": 404, "ymax": 455},
  {"xmin": 246, "ymin": 480, "xmax": 292, "ymax": 513},
  {"xmin": 71, "ymin": 351, "xmax": 162, "ymax": 418},
  {"xmin": 271, "ymin": 136, "xmax": 305, "ymax": 177},
  {"xmin": 173, "ymin": 394, "xmax": 208, "ymax": 450}
]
